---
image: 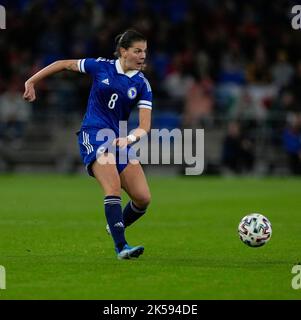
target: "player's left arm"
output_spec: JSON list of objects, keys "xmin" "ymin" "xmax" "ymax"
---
[
  {"xmin": 131, "ymin": 107, "xmax": 152, "ymax": 138},
  {"xmin": 114, "ymin": 108, "xmax": 151, "ymax": 148}
]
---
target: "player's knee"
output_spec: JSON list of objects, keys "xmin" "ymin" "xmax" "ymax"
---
[{"xmin": 135, "ymin": 193, "xmax": 151, "ymax": 209}]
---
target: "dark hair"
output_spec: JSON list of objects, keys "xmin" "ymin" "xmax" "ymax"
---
[{"xmin": 114, "ymin": 29, "xmax": 147, "ymax": 58}]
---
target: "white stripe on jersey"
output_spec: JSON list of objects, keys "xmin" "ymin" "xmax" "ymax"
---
[
  {"xmin": 77, "ymin": 59, "xmax": 86, "ymax": 73},
  {"xmin": 86, "ymin": 132, "xmax": 93, "ymax": 153},
  {"xmin": 82, "ymin": 132, "xmax": 93, "ymax": 154},
  {"xmin": 77, "ymin": 60, "xmax": 82, "ymax": 72},
  {"xmin": 137, "ymin": 100, "xmax": 152, "ymax": 106},
  {"xmin": 80, "ymin": 59, "xmax": 86, "ymax": 73},
  {"xmin": 82, "ymin": 132, "xmax": 90, "ymax": 153},
  {"xmin": 137, "ymin": 105, "xmax": 152, "ymax": 110},
  {"xmin": 144, "ymin": 78, "xmax": 151, "ymax": 92},
  {"xmin": 138, "ymin": 74, "xmax": 152, "ymax": 92},
  {"xmin": 137, "ymin": 99, "xmax": 152, "ymax": 109}
]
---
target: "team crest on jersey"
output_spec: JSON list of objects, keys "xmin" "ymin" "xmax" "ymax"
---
[{"xmin": 127, "ymin": 87, "xmax": 137, "ymax": 99}]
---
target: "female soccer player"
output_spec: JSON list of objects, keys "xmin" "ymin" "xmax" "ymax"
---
[{"xmin": 23, "ymin": 30, "xmax": 152, "ymax": 260}]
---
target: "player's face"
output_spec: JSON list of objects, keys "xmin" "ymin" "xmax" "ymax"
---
[{"xmin": 122, "ymin": 41, "xmax": 147, "ymax": 71}]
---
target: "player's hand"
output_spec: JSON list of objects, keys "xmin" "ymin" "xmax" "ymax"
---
[
  {"xmin": 113, "ymin": 137, "xmax": 129, "ymax": 149},
  {"xmin": 23, "ymin": 81, "xmax": 36, "ymax": 102}
]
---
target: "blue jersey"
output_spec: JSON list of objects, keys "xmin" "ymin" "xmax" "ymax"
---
[{"xmin": 77, "ymin": 57, "xmax": 152, "ymax": 134}]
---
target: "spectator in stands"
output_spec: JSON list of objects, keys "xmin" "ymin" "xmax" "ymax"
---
[
  {"xmin": 271, "ymin": 50, "xmax": 294, "ymax": 90},
  {"xmin": 182, "ymin": 72, "xmax": 215, "ymax": 127},
  {"xmin": 163, "ymin": 53, "xmax": 193, "ymax": 111}
]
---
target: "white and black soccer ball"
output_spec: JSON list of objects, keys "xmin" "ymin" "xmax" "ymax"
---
[{"xmin": 238, "ymin": 213, "xmax": 272, "ymax": 247}]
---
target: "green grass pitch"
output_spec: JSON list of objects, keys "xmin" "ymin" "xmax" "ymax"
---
[{"xmin": 0, "ymin": 174, "xmax": 300, "ymax": 300}]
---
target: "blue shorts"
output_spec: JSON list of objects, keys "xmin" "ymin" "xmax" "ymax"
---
[{"xmin": 77, "ymin": 128, "xmax": 137, "ymax": 177}]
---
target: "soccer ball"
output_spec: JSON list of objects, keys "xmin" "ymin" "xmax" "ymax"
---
[{"xmin": 238, "ymin": 213, "xmax": 272, "ymax": 247}]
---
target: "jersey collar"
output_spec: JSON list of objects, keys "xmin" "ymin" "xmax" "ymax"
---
[{"xmin": 115, "ymin": 59, "xmax": 139, "ymax": 78}]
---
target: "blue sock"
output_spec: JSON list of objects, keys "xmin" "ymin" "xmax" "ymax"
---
[
  {"xmin": 123, "ymin": 200, "xmax": 147, "ymax": 227},
  {"xmin": 104, "ymin": 196, "xmax": 127, "ymax": 252}
]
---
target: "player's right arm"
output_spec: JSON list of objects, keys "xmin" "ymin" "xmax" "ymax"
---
[{"xmin": 23, "ymin": 60, "xmax": 79, "ymax": 102}]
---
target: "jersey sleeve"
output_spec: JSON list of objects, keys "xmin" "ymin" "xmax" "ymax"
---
[
  {"xmin": 77, "ymin": 58, "xmax": 102, "ymax": 76},
  {"xmin": 137, "ymin": 77, "xmax": 152, "ymax": 110}
]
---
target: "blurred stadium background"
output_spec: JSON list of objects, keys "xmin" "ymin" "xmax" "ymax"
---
[{"xmin": 1, "ymin": 0, "xmax": 301, "ymax": 176}]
